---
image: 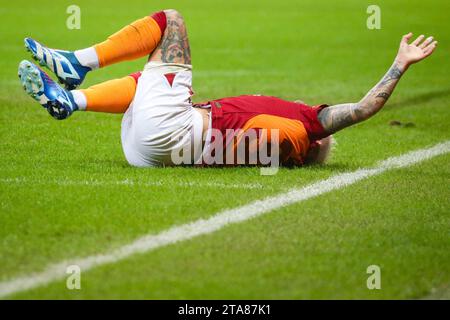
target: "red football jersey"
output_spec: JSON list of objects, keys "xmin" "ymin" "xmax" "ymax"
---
[{"xmin": 195, "ymin": 95, "xmax": 329, "ymax": 165}]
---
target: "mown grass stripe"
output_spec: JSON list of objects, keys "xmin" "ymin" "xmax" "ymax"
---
[
  {"xmin": 0, "ymin": 140, "xmax": 449, "ymax": 298},
  {"xmin": 0, "ymin": 177, "xmax": 264, "ymax": 190}
]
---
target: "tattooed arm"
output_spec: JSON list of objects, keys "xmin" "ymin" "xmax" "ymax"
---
[
  {"xmin": 318, "ymin": 33, "xmax": 438, "ymax": 134},
  {"xmin": 317, "ymin": 62, "xmax": 405, "ymax": 133}
]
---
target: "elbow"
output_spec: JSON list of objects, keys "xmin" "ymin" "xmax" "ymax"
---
[{"xmin": 355, "ymin": 101, "xmax": 382, "ymax": 120}]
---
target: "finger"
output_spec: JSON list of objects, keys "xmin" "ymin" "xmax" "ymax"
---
[
  {"xmin": 423, "ymin": 42, "xmax": 437, "ymax": 58},
  {"xmin": 401, "ymin": 32, "xmax": 413, "ymax": 44},
  {"xmin": 412, "ymin": 35, "xmax": 425, "ymax": 46},
  {"xmin": 424, "ymin": 40, "xmax": 438, "ymax": 51},
  {"xmin": 419, "ymin": 36, "xmax": 433, "ymax": 49},
  {"xmin": 423, "ymin": 41, "xmax": 438, "ymax": 57}
]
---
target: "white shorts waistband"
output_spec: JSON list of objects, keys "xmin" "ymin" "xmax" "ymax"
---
[{"xmin": 144, "ymin": 61, "xmax": 192, "ymax": 74}]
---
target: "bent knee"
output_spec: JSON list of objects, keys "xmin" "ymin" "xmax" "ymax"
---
[{"xmin": 163, "ymin": 9, "xmax": 184, "ymax": 22}]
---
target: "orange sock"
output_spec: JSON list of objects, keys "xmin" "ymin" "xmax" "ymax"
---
[
  {"xmin": 94, "ymin": 11, "xmax": 167, "ymax": 67},
  {"xmin": 79, "ymin": 72, "xmax": 141, "ymax": 113}
]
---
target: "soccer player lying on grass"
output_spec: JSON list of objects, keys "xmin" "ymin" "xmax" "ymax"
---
[{"xmin": 18, "ymin": 10, "xmax": 437, "ymax": 167}]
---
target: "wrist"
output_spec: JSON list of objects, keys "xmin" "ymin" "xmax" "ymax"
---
[{"xmin": 394, "ymin": 57, "xmax": 410, "ymax": 72}]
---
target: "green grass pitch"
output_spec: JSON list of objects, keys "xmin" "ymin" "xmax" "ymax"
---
[{"xmin": 0, "ymin": 0, "xmax": 449, "ymax": 299}]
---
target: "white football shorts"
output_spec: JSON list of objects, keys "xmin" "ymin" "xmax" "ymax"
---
[{"xmin": 121, "ymin": 62, "xmax": 204, "ymax": 167}]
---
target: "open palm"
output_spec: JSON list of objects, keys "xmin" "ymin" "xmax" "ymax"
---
[{"xmin": 396, "ymin": 33, "xmax": 437, "ymax": 66}]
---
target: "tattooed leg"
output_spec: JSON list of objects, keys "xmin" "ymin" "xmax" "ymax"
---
[
  {"xmin": 148, "ymin": 9, "xmax": 191, "ymax": 64},
  {"xmin": 317, "ymin": 62, "xmax": 405, "ymax": 133}
]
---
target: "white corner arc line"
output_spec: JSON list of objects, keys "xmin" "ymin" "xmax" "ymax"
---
[{"xmin": 1, "ymin": 140, "xmax": 449, "ymax": 298}]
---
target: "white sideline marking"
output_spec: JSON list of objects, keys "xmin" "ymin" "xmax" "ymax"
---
[
  {"xmin": 0, "ymin": 141, "xmax": 449, "ymax": 298},
  {"xmin": 0, "ymin": 177, "xmax": 263, "ymax": 190}
]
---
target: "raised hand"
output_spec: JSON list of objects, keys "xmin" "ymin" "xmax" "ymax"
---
[
  {"xmin": 396, "ymin": 33, "xmax": 438, "ymax": 68},
  {"xmin": 318, "ymin": 32, "xmax": 438, "ymax": 135}
]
